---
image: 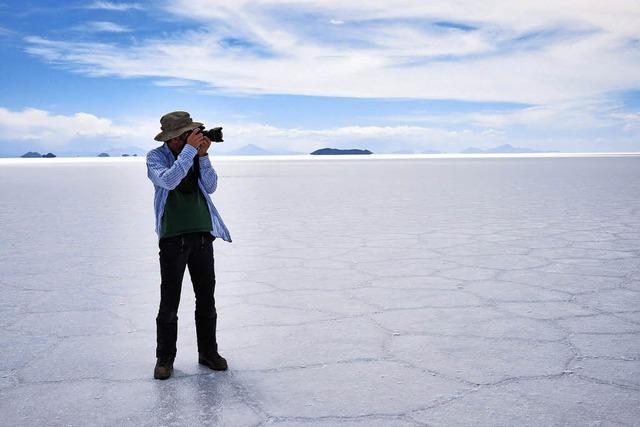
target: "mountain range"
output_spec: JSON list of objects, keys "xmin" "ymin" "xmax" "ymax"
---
[
  {"xmin": 460, "ymin": 144, "xmax": 554, "ymax": 154},
  {"xmin": 2, "ymin": 143, "xmax": 560, "ymax": 158},
  {"xmin": 216, "ymin": 144, "xmax": 304, "ymax": 156}
]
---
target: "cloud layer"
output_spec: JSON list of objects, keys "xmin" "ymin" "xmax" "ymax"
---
[
  {"xmin": 23, "ymin": 0, "xmax": 640, "ymax": 104},
  {"xmin": 0, "ymin": 107, "xmax": 491, "ymax": 154},
  {"xmin": 0, "ymin": 108, "xmax": 157, "ymax": 153}
]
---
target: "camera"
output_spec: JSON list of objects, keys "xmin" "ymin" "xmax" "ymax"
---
[{"xmin": 198, "ymin": 125, "xmax": 223, "ymax": 142}]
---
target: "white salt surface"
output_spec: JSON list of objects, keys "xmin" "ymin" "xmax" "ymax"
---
[{"xmin": 1, "ymin": 155, "xmax": 639, "ymax": 426}]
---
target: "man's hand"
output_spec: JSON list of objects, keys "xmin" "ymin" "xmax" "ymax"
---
[
  {"xmin": 186, "ymin": 129, "xmax": 205, "ymax": 149},
  {"xmin": 198, "ymin": 135, "xmax": 211, "ymax": 157}
]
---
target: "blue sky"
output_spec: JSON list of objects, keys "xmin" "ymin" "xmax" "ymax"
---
[{"xmin": 0, "ymin": 0, "xmax": 639, "ymax": 155}]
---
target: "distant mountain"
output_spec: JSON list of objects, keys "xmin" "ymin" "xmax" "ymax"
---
[
  {"xmin": 311, "ymin": 148, "xmax": 373, "ymax": 155},
  {"xmin": 272, "ymin": 148, "xmax": 307, "ymax": 155},
  {"xmin": 461, "ymin": 147, "xmax": 485, "ymax": 154},
  {"xmin": 38, "ymin": 150, "xmax": 94, "ymax": 157},
  {"xmin": 104, "ymin": 146, "xmax": 147, "ymax": 157},
  {"xmin": 42, "ymin": 152, "xmax": 56, "ymax": 158},
  {"xmin": 220, "ymin": 144, "xmax": 274, "ymax": 155},
  {"xmin": 216, "ymin": 144, "xmax": 306, "ymax": 155},
  {"xmin": 461, "ymin": 144, "xmax": 545, "ymax": 154},
  {"xmin": 21, "ymin": 151, "xmax": 42, "ymax": 158},
  {"xmin": 45, "ymin": 146, "xmax": 147, "ymax": 157},
  {"xmin": 391, "ymin": 149, "xmax": 441, "ymax": 154}
]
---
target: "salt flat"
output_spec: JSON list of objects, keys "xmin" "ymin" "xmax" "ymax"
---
[{"xmin": 1, "ymin": 156, "xmax": 639, "ymax": 426}]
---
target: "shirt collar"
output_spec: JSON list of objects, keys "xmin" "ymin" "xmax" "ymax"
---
[{"xmin": 162, "ymin": 142, "xmax": 179, "ymax": 159}]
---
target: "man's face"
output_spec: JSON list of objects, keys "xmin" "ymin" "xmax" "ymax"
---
[{"xmin": 166, "ymin": 130, "xmax": 191, "ymax": 153}]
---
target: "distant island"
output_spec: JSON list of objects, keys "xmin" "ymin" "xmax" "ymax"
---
[
  {"xmin": 21, "ymin": 152, "xmax": 56, "ymax": 158},
  {"xmin": 460, "ymin": 144, "xmax": 552, "ymax": 154},
  {"xmin": 311, "ymin": 148, "xmax": 373, "ymax": 155},
  {"xmin": 8, "ymin": 144, "xmax": 567, "ymax": 158},
  {"xmin": 18, "ymin": 151, "xmax": 143, "ymax": 158},
  {"xmin": 21, "ymin": 152, "xmax": 41, "ymax": 158}
]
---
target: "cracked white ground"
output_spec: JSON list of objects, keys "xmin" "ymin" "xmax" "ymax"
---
[{"xmin": 1, "ymin": 156, "xmax": 639, "ymax": 426}]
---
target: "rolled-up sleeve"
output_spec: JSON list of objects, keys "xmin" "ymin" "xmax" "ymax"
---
[
  {"xmin": 198, "ymin": 154, "xmax": 218, "ymax": 194},
  {"xmin": 147, "ymin": 144, "xmax": 198, "ymax": 190}
]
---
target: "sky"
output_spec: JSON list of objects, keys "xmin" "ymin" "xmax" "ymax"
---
[{"xmin": 0, "ymin": 0, "xmax": 639, "ymax": 155}]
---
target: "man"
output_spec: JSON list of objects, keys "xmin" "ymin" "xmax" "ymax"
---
[{"xmin": 146, "ymin": 111, "xmax": 232, "ymax": 380}]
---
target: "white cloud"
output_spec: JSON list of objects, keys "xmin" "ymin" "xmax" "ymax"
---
[
  {"xmin": 380, "ymin": 96, "xmax": 640, "ymax": 149},
  {"xmin": 457, "ymin": 98, "xmax": 623, "ymax": 131},
  {"xmin": 0, "ymin": 107, "xmax": 149, "ymax": 144},
  {"xmin": 174, "ymin": 0, "xmax": 640, "ymax": 38},
  {"xmin": 85, "ymin": 1, "xmax": 142, "ymax": 11},
  {"xmin": 152, "ymin": 78, "xmax": 197, "ymax": 87},
  {"xmin": 611, "ymin": 112, "xmax": 640, "ymax": 131},
  {"xmin": 72, "ymin": 21, "xmax": 131, "ymax": 33},
  {"xmin": 22, "ymin": 1, "xmax": 640, "ymax": 105}
]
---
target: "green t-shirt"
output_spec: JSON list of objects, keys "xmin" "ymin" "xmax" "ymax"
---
[{"xmin": 159, "ymin": 154, "xmax": 212, "ymax": 238}]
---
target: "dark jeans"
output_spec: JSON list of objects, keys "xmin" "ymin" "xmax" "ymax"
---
[{"xmin": 156, "ymin": 231, "xmax": 218, "ymax": 360}]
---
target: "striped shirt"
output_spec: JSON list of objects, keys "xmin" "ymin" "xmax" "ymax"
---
[{"xmin": 146, "ymin": 143, "xmax": 232, "ymax": 243}]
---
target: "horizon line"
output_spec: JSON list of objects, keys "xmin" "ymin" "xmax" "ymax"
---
[{"xmin": 2, "ymin": 152, "xmax": 640, "ymax": 164}]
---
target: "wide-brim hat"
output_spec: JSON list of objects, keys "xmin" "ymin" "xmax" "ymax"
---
[{"xmin": 154, "ymin": 111, "xmax": 203, "ymax": 142}]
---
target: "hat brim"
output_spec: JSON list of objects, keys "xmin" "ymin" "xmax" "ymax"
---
[{"xmin": 154, "ymin": 121, "xmax": 203, "ymax": 142}]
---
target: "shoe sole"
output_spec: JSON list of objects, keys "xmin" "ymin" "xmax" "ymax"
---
[{"xmin": 198, "ymin": 359, "xmax": 228, "ymax": 371}]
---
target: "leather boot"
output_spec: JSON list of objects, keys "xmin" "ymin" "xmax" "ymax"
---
[
  {"xmin": 198, "ymin": 352, "xmax": 228, "ymax": 371},
  {"xmin": 154, "ymin": 358, "xmax": 174, "ymax": 380}
]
